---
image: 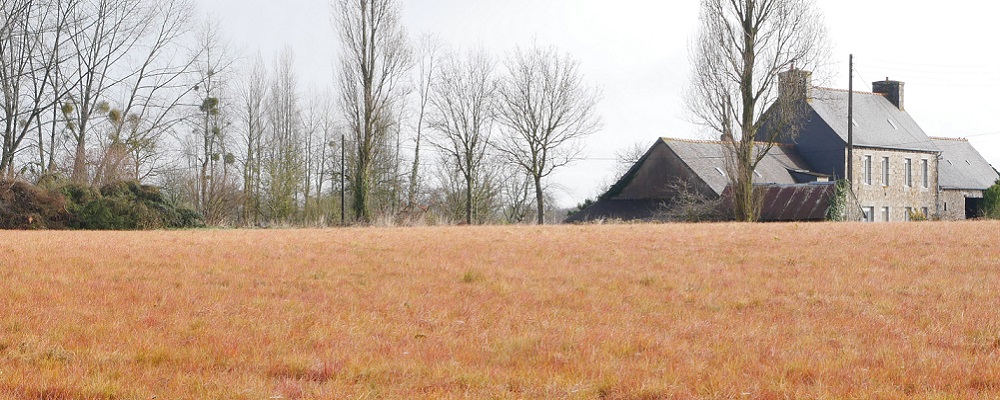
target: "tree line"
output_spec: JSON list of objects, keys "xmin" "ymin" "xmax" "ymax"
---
[{"xmin": 1, "ymin": 0, "xmax": 601, "ymax": 227}]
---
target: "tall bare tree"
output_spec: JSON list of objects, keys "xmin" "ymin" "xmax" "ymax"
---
[
  {"xmin": 263, "ymin": 47, "xmax": 304, "ymax": 223},
  {"xmin": 105, "ymin": 0, "xmax": 199, "ymax": 183},
  {"xmin": 407, "ymin": 34, "xmax": 441, "ymax": 209},
  {"xmin": 62, "ymin": 0, "xmax": 153, "ymax": 182},
  {"xmin": 0, "ymin": 0, "xmax": 75, "ymax": 178},
  {"xmin": 334, "ymin": 0, "xmax": 411, "ymax": 224},
  {"xmin": 495, "ymin": 45, "xmax": 601, "ymax": 225},
  {"xmin": 184, "ymin": 20, "xmax": 238, "ymax": 224},
  {"xmin": 427, "ymin": 48, "xmax": 497, "ymax": 225},
  {"xmin": 237, "ymin": 54, "xmax": 268, "ymax": 226},
  {"xmin": 687, "ymin": 0, "xmax": 828, "ymax": 221}
]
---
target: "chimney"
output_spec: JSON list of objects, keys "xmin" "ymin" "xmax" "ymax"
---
[
  {"xmin": 872, "ymin": 78, "xmax": 904, "ymax": 110},
  {"xmin": 779, "ymin": 69, "xmax": 813, "ymax": 100}
]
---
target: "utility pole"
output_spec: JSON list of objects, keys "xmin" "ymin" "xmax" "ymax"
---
[
  {"xmin": 341, "ymin": 132, "xmax": 346, "ymax": 226},
  {"xmin": 847, "ymin": 54, "xmax": 854, "ymax": 186}
]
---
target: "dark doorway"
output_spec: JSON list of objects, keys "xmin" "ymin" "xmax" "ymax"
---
[{"xmin": 966, "ymin": 197, "xmax": 985, "ymax": 219}]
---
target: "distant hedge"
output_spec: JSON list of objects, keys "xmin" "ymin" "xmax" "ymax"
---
[{"xmin": 0, "ymin": 179, "xmax": 203, "ymax": 230}]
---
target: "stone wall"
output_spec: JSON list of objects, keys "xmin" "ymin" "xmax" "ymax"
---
[{"xmin": 849, "ymin": 147, "xmax": 939, "ymax": 221}]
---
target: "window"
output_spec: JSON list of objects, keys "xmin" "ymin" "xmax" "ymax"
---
[
  {"xmin": 922, "ymin": 207, "xmax": 929, "ymax": 219},
  {"xmin": 863, "ymin": 155, "xmax": 872, "ymax": 185},
  {"xmin": 881, "ymin": 207, "xmax": 890, "ymax": 222},
  {"xmin": 714, "ymin": 167, "xmax": 726, "ymax": 177},
  {"xmin": 888, "ymin": 119, "xmax": 898, "ymax": 130},
  {"xmin": 864, "ymin": 206, "xmax": 875, "ymax": 222},
  {"xmin": 903, "ymin": 158, "xmax": 912, "ymax": 187},
  {"xmin": 904, "ymin": 207, "xmax": 913, "ymax": 221},
  {"xmin": 882, "ymin": 157, "xmax": 890, "ymax": 186},
  {"xmin": 921, "ymin": 159, "xmax": 929, "ymax": 188}
]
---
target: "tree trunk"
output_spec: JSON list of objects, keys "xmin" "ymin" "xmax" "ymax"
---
[
  {"xmin": 534, "ymin": 174, "xmax": 544, "ymax": 225},
  {"xmin": 72, "ymin": 134, "xmax": 88, "ymax": 182},
  {"xmin": 465, "ymin": 173, "xmax": 473, "ymax": 225}
]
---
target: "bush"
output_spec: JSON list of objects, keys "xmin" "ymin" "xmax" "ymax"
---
[
  {"xmin": 0, "ymin": 180, "xmax": 74, "ymax": 229},
  {"xmin": 65, "ymin": 180, "xmax": 204, "ymax": 230},
  {"xmin": 983, "ymin": 179, "xmax": 1000, "ymax": 219},
  {"xmin": 0, "ymin": 179, "xmax": 203, "ymax": 231}
]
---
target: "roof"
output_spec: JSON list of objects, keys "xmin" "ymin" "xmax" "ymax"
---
[
  {"xmin": 719, "ymin": 182, "xmax": 838, "ymax": 222},
  {"xmin": 808, "ymin": 88, "xmax": 939, "ymax": 153},
  {"xmin": 663, "ymin": 138, "xmax": 819, "ymax": 195},
  {"xmin": 931, "ymin": 137, "xmax": 1000, "ymax": 190}
]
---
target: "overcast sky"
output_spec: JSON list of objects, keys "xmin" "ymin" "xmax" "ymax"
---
[{"xmin": 198, "ymin": 0, "xmax": 1000, "ymax": 207}]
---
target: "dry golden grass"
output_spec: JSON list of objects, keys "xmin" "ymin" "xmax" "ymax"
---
[{"xmin": 1, "ymin": 222, "xmax": 999, "ymax": 399}]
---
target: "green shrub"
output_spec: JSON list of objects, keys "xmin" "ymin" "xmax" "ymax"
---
[
  {"xmin": 60, "ymin": 180, "xmax": 203, "ymax": 230},
  {"xmin": 983, "ymin": 179, "xmax": 1000, "ymax": 219}
]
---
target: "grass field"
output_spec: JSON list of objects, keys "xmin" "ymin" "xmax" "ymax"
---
[{"xmin": 1, "ymin": 222, "xmax": 999, "ymax": 399}]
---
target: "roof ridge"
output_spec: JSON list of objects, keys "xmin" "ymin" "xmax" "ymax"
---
[
  {"xmin": 814, "ymin": 86, "xmax": 878, "ymax": 95},
  {"xmin": 929, "ymin": 136, "xmax": 970, "ymax": 142},
  {"xmin": 661, "ymin": 137, "xmax": 795, "ymax": 148}
]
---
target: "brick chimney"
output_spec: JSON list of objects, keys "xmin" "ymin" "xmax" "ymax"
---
[
  {"xmin": 872, "ymin": 78, "xmax": 904, "ymax": 110},
  {"xmin": 778, "ymin": 69, "xmax": 813, "ymax": 100}
]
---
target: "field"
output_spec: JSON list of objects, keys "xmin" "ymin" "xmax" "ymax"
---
[{"xmin": 1, "ymin": 222, "xmax": 999, "ymax": 399}]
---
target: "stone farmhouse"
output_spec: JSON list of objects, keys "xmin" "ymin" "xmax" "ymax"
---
[{"xmin": 568, "ymin": 70, "xmax": 998, "ymax": 223}]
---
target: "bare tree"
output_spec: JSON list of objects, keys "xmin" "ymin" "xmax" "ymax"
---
[
  {"xmin": 427, "ymin": 48, "xmax": 497, "ymax": 225},
  {"xmin": 334, "ymin": 0, "xmax": 411, "ymax": 224},
  {"xmin": 300, "ymin": 88, "xmax": 339, "ymax": 225},
  {"xmin": 184, "ymin": 19, "xmax": 238, "ymax": 224},
  {"xmin": 237, "ymin": 54, "xmax": 267, "ymax": 226},
  {"xmin": 62, "ymin": 0, "xmax": 153, "ymax": 182},
  {"xmin": 0, "ymin": 0, "xmax": 76, "ymax": 178},
  {"xmin": 495, "ymin": 44, "xmax": 601, "ymax": 225},
  {"xmin": 687, "ymin": 0, "xmax": 828, "ymax": 221},
  {"xmin": 106, "ymin": 0, "xmax": 199, "ymax": 183},
  {"xmin": 407, "ymin": 33, "xmax": 441, "ymax": 209},
  {"xmin": 263, "ymin": 47, "xmax": 304, "ymax": 223}
]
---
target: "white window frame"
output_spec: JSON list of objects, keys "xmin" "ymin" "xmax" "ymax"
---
[
  {"xmin": 903, "ymin": 158, "xmax": 912, "ymax": 187},
  {"xmin": 921, "ymin": 159, "xmax": 929, "ymax": 188},
  {"xmin": 881, "ymin": 157, "xmax": 890, "ymax": 186},
  {"xmin": 881, "ymin": 206, "xmax": 890, "ymax": 222},
  {"xmin": 904, "ymin": 207, "xmax": 913, "ymax": 221},
  {"xmin": 922, "ymin": 207, "xmax": 929, "ymax": 219},
  {"xmin": 863, "ymin": 155, "xmax": 872, "ymax": 185}
]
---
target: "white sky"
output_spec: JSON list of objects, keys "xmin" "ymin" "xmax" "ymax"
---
[{"xmin": 199, "ymin": 0, "xmax": 1000, "ymax": 207}]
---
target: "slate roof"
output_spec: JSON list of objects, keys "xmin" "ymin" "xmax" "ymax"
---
[
  {"xmin": 664, "ymin": 138, "xmax": 819, "ymax": 195},
  {"xmin": 809, "ymin": 88, "xmax": 939, "ymax": 153},
  {"xmin": 931, "ymin": 137, "xmax": 1000, "ymax": 190}
]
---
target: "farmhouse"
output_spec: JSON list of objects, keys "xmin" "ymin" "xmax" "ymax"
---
[{"xmin": 568, "ymin": 70, "xmax": 998, "ymax": 223}]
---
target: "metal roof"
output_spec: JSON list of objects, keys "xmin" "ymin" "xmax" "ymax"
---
[
  {"xmin": 931, "ymin": 137, "xmax": 1000, "ymax": 190},
  {"xmin": 809, "ymin": 88, "xmax": 939, "ymax": 153},
  {"xmin": 720, "ymin": 182, "xmax": 837, "ymax": 222}
]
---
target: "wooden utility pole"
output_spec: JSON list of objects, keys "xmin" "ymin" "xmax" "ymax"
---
[
  {"xmin": 847, "ymin": 54, "xmax": 854, "ymax": 185},
  {"xmin": 341, "ymin": 133, "xmax": 346, "ymax": 226}
]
